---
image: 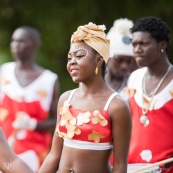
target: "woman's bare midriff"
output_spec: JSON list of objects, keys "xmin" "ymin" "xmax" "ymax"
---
[{"xmin": 57, "ymin": 146, "xmax": 112, "ymax": 173}]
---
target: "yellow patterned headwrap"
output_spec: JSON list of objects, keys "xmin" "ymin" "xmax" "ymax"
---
[{"xmin": 71, "ymin": 22, "xmax": 110, "ymax": 63}]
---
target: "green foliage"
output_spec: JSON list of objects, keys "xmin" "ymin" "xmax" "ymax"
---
[{"xmin": 0, "ymin": 0, "xmax": 173, "ymax": 93}]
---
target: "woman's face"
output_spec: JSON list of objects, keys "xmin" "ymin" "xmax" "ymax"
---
[{"xmin": 67, "ymin": 41, "xmax": 98, "ymax": 83}]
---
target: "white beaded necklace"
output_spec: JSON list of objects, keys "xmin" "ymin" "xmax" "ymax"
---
[{"xmin": 140, "ymin": 64, "xmax": 172, "ymax": 126}]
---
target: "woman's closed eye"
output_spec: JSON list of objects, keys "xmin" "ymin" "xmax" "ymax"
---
[
  {"xmin": 67, "ymin": 47, "xmax": 89, "ymax": 62},
  {"xmin": 67, "ymin": 54, "xmax": 86, "ymax": 62},
  {"xmin": 67, "ymin": 50, "xmax": 88, "ymax": 62}
]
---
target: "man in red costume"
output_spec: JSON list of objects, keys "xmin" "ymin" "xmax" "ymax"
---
[
  {"xmin": 0, "ymin": 26, "xmax": 59, "ymax": 172},
  {"xmin": 127, "ymin": 16, "xmax": 173, "ymax": 173}
]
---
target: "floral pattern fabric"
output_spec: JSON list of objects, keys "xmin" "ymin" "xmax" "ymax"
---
[
  {"xmin": 56, "ymin": 101, "xmax": 112, "ymax": 143},
  {"xmin": 127, "ymin": 67, "xmax": 173, "ymax": 171},
  {"xmin": 0, "ymin": 62, "xmax": 57, "ymax": 161}
]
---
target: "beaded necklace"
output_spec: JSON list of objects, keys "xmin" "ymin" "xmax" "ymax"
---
[{"xmin": 140, "ymin": 64, "xmax": 172, "ymax": 126}]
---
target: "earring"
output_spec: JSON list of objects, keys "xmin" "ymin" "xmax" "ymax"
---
[
  {"xmin": 95, "ymin": 67, "xmax": 98, "ymax": 75},
  {"xmin": 161, "ymin": 49, "xmax": 164, "ymax": 53}
]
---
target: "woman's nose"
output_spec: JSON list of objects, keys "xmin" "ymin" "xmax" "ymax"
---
[
  {"xmin": 68, "ymin": 57, "xmax": 77, "ymax": 64},
  {"xmin": 71, "ymin": 57, "xmax": 77, "ymax": 62}
]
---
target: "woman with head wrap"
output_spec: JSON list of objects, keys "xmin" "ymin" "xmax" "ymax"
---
[
  {"xmin": 0, "ymin": 23, "xmax": 131, "ymax": 173},
  {"xmin": 39, "ymin": 22, "xmax": 132, "ymax": 173}
]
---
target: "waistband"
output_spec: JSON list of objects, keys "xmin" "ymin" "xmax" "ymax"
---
[{"xmin": 64, "ymin": 139, "xmax": 113, "ymax": 150}]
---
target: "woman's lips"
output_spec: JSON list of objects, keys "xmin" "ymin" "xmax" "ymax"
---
[{"xmin": 70, "ymin": 69, "xmax": 79, "ymax": 76}]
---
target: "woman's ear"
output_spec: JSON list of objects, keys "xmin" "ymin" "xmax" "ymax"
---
[{"xmin": 96, "ymin": 54, "xmax": 104, "ymax": 66}]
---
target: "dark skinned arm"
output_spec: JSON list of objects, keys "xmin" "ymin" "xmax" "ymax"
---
[
  {"xmin": 0, "ymin": 128, "xmax": 34, "ymax": 173},
  {"xmin": 110, "ymin": 96, "xmax": 132, "ymax": 173}
]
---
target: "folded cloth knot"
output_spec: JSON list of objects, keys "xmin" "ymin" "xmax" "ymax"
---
[{"xmin": 71, "ymin": 22, "xmax": 110, "ymax": 63}]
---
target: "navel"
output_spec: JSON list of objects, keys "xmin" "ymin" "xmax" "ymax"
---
[{"xmin": 69, "ymin": 168, "xmax": 75, "ymax": 173}]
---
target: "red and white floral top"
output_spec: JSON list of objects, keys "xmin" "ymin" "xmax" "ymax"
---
[{"xmin": 56, "ymin": 90, "xmax": 118, "ymax": 150}]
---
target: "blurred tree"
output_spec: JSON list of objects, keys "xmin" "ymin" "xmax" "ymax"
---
[{"xmin": 0, "ymin": 0, "xmax": 173, "ymax": 93}]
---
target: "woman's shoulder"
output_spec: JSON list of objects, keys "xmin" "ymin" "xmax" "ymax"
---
[
  {"xmin": 58, "ymin": 89, "xmax": 77, "ymax": 106},
  {"xmin": 111, "ymin": 94, "xmax": 129, "ymax": 109},
  {"xmin": 108, "ymin": 94, "xmax": 131, "ymax": 120}
]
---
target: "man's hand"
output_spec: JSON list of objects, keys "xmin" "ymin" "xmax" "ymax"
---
[{"xmin": 12, "ymin": 112, "xmax": 37, "ymax": 130}]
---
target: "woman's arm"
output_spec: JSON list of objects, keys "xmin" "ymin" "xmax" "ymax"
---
[
  {"xmin": 110, "ymin": 96, "xmax": 132, "ymax": 173},
  {"xmin": 38, "ymin": 131, "xmax": 63, "ymax": 173},
  {"xmin": 0, "ymin": 128, "xmax": 33, "ymax": 173}
]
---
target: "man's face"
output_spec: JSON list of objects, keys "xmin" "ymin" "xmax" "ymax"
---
[
  {"xmin": 107, "ymin": 55, "xmax": 134, "ymax": 80},
  {"xmin": 10, "ymin": 29, "xmax": 35, "ymax": 60},
  {"xmin": 132, "ymin": 31, "xmax": 161, "ymax": 67}
]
